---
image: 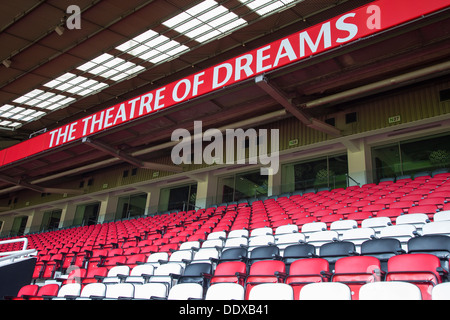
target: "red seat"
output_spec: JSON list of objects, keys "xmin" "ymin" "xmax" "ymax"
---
[
  {"xmin": 7, "ymin": 284, "xmax": 39, "ymax": 300},
  {"xmin": 386, "ymin": 253, "xmax": 447, "ymax": 300},
  {"xmin": 244, "ymin": 260, "xmax": 286, "ymax": 299},
  {"xmin": 285, "ymin": 258, "xmax": 330, "ymax": 300},
  {"xmin": 331, "ymin": 256, "xmax": 383, "ymax": 300},
  {"xmin": 407, "ymin": 205, "xmax": 438, "ymax": 219},
  {"xmin": 210, "ymin": 261, "xmax": 247, "ymax": 286}
]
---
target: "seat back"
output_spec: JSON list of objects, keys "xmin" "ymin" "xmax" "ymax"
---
[
  {"xmin": 211, "ymin": 261, "xmax": 247, "ymax": 285},
  {"xmin": 285, "ymin": 258, "xmax": 330, "ymax": 300},
  {"xmin": 205, "ymin": 283, "xmax": 245, "ymax": 300},
  {"xmin": 332, "ymin": 256, "xmax": 382, "ymax": 300},
  {"xmin": 386, "ymin": 253, "xmax": 444, "ymax": 300},
  {"xmin": 299, "ymin": 282, "xmax": 352, "ymax": 300},
  {"xmin": 248, "ymin": 283, "xmax": 293, "ymax": 300},
  {"xmin": 359, "ymin": 281, "xmax": 422, "ymax": 300},
  {"xmin": 168, "ymin": 283, "xmax": 203, "ymax": 300}
]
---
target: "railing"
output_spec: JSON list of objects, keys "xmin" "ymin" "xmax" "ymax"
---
[{"xmin": 0, "ymin": 238, "xmax": 37, "ymax": 265}]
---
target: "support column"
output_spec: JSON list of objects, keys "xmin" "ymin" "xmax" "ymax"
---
[
  {"xmin": 194, "ymin": 172, "xmax": 218, "ymax": 209},
  {"xmin": 345, "ymin": 138, "xmax": 373, "ymax": 186}
]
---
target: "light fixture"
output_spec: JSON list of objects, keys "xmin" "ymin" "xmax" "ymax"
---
[
  {"xmin": 55, "ymin": 25, "xmax": 65, "ymax": 36},
  {"xmin": 2, "ymin": 59, "xmax": 11, "ymax": 68}
]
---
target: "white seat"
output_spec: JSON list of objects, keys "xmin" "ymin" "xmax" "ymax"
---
[
  {"xmin": 275, "ymin": 224, "xmax": 298, "ymax": 235},
  {"xmin": 76, "ymin": 283, "xmax": 106, "ymax": 300},
  {"xmin": 248, "ymin": 235, "xmax": 275, "ymax": 252},
  {"xmin": 201, "ymin": 239, "xmax": 224, "ymax": 250},
  {"xmin": 301, "ymin": 222, "xmax": 327, "ymax": 239},
  {"xmin": 104, "ymin": 283, "xmax": 135, "ymax": 300},
  {"xmin": 179, "ymin": 241, "xmax": 200, "ymax": 251},
  {"xmin": 207, "ymin": 231, "xmax": 227, "ymax": 241},
  {"xmin": 359, "ymin": 281, "xmax": 422, "ymax": 300},
  {"xmin": 223, "ymin": 236, "xmax": 248, "ymax": 249},
  {"xmin": 166, "ymin": 250, "xmax": 193, "ymax": 268},
  {"xmin": 275, "ymin": 233, "xmax": 305, "ymax": 253},
  {"xmin": 299, "ymin": 282, "xmax": 352, "ymax": 300},
  {"xmin": 361, "ymin": 217, "xmax": 392, "ymax": 234},
  {"xmin": 227, "ymin": 229, "xmax": 249, "ymax": 239},
  {"xmin": 432, "ymin": 282, "xmax": 450, "ymax": 300},
  {"xmin": 395, "ymin": 213, "xmax": 430, "ymax": 234},
  {"xmin": 167, "ymin": 283, "xmax": 203, "ymax": 300},
  {"xmin": 52, "ymin": 283, "xmax": 81, "ymax": 300},
  {"xmin": 205, "ymin": 283, "xmax": 245, "ymax": 300},
  {"xmin": 125, "ymin": 264, "xmax": 155, "ymax": 284},
  {"xmin": 340, "ymin": 227, "xmax": 376, "ymax": 253},
  {"xmin": 145, "ymin": 252, "xmax": 169, "ymax": 267},
  {"xmin": 248, "ymin": 283, "xmax": 294, "ymax": 300},
  {"xmin": 149, "ymin": 263, "xmax": 183, "ymax": 291},
  {"xmin": 306, "ymin": 230, "xmax": 339, "ymax": 250},
  {"xmin": 433, "ymin": 210, "xmax": 450, "ymax": 222},
  {"xmin": 250, "ymin": 227, "xmax": 273, "ymax": 237},
  {"xmin": 330, "ymin": 219, "xmax": 358, "ymax": 237},
  {"xmin": 102, "ymin": 265, "xmax": 130, "ymax": 284},
  {"xmin": 378, "ymin": 224, "xmax": 418, "ymax": 251},
  {"xmin": 133, "ymin": 282, "xmax": 167, "ymax": 300},
  {"xmin": 191, "ymin": 247, "xmax": 220, "ymax": 264},
  {"xmin": 422, "ymin": 220, "xmax": 450, "ymax": 237}
]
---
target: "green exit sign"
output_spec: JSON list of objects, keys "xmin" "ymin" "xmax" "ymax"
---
[{"xmin": 388, "ymin": 115, "xmax": 401, "ymax": 123}]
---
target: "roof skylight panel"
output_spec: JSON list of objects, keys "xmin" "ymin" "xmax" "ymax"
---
[
  {"xmin": 77, "ymin": 53, "xmax": 145, "ymax": 81},
  {"xmin": 239, "ymin": 0, "xmax": 298, "ymax": 16},
  {"xmin": 162, "ymin": 0, "xmax": 246, "ymax": 43}
]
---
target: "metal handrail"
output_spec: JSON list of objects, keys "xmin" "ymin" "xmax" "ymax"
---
[{"xmin": 0, "ymin": 238, "xmax": 37, "ymax": 264}]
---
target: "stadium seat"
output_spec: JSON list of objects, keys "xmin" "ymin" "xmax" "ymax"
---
[
  {"xmin": 244, "ymin": 260, "xmax": 287, "ymax": 299},
  {"xmin": 125, "ymin": 264, "xmax": 155, "ymax": 284},
  {"xmin": 76, "ymin": 283, "xmax": 107, "ymax": 300},
  {"xmin": 101, "ymin": 265, "xmax": 130, "ymax": 284},
  {"xmin": 285, "ymin": 258, "xmax": 331, "ymax": 300},
  {"xmin": 331, "ymin": 256, "xmax": 383, "ymax": 300},
  {"xmin": 431, "ymin": 282, "xmax": 450, "ymax": 300},
  {"xmin": 167, "ymin": 283, "xmax": 204, "ymax": 300},
  {"xmin": 133, "ymin": 283, "xmax": 167, "ymax": 300},
  {"xmin": 307, "ymin": 230, "xmax": 339, "ymax": 250},
  {"xmin": 52, "ymin": 283, "xmax": 82, "ymax": 300},
  {"xmin": 395, "ymin": 213, "xmax": 430, "ymax": 234},
  {"xmin": 361, "ymin": 217, "xmax": 392, "ymax": 235},
  {"xmin": 299, "ymin": 282, "xmax": 352, "ymax": 300},
  {"xmin": 386, "ymin": 253, "xmax": 448, "ymax": 300},
  {"xmin": 340, "ymin": 227, "xmax": 376, "ymax": 253},
  {"xmin": 378, "ymin": 224, "xmax": 418, "ymax": 251},
  {"xmin": 248, "ymin": 283, "xmax": 294, "ymax": 300},
  {"xmin": 104, "ymin": 283, "xmax": 135, "ymax": 300},
  {"xmin": 205, "ymin": 283, "xmax": 245, "ymax": 300},
  {"xmin": 359, "ymin": 281, "xmax": 422, "ymax": 300},
  {"xmin": 360, "ymin": 238, "xmax": 404, "ymax": 273},
  {"xmin": 149, "ymin": 263, "xmax": 184, "ymax": 294},
  {"xmin": 247, "ymin": 245, "xmax": 281, "ymax": 266},
  {"xmin": 422, "ymin": 220, "xmax": 450, "ymax": 237},
  {"xmin": 282, "ymin": 243, "xmax": 316, "ymax": 269},
  {"xmin": 407, "ymin": 234, "xmax": 450, "ymax": 270}
]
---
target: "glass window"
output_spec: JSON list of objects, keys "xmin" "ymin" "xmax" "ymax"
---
[
  {"xmin": 159, "ymin": 184, "xmax": 197, "ymax": 212},
  {"xmin": 217, "ymin": 170, "xmax": 268, "ymax": 203},
  {"xmin": 281, "ymin": 154, "xmax": 348, "ymax": 193},
  {"xmin": 116, "ymin": 193, "xmax": 147, "ymax": 219},
  {"xmin": 372, "ymin": 133, "xmax": 450, "ymax": 181}
]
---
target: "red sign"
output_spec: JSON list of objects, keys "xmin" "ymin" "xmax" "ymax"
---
[{"xmin": 1, "ymin": 0, "xmax": 449, "ymax": 166}]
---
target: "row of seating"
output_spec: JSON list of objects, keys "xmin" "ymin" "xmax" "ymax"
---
[
  {"xmin": 10, "ymin": 280, "xmax": 450, "ymax": 300},
  {"xmin": 9, "ymin": 252, "xmax": 450, "ymax": 300},
  {"xmin": 2, "ymin": 171, "xmax": 450, "ymax": 299}
]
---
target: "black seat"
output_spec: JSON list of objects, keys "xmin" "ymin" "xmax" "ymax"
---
[
  {"xmin": 218, "ymin": 247, "xmax": 248, "ymax": 263},
  {"xmin": 407, "ymin": 234, "xmax": 450, "ymax": 270},
  {"xmin": 281, "ymin": 243, "xmax": 316, "ymax": 272},
  {"xmin": 319, "ymin": 241, "xmax": 357, "ymax": 272},
  {"xmin": 360, "ymin": 238, "xmax": 404, "ymax": 273},
  {"xmin": 177, "ymin": 262, "xmax": 213, "ymax": 290},
  {"xmin": 247, "ymin": 245, "xmax": 281, "ymax": 266}
]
